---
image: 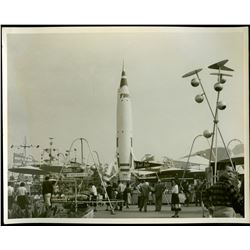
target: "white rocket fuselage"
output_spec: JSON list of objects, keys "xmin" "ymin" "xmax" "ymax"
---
[{"xmin": 116, "ymin": 70, "xmax": 133, "ymax": 181}]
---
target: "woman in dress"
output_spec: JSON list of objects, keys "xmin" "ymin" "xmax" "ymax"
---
[{"xmin": 171, "ymin": 179, "xmax": 181, "ymax": 218}]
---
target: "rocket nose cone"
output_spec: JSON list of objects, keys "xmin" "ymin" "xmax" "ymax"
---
[
  {"xmin": 120, "ymin": 78, "xmax": 127, "ymax": 87},
  {"xmin": 120, "ymin": 70, "xmax": 128, "ymax": 87}
]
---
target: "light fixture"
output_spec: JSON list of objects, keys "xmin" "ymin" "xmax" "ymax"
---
[
  {"xmin": 195, "ymin": 94, "xmax": 204, "ymax": 103},
  {"xmin": 214, "ymin": 82, "xmax": 223, "ymax": 92},
  {"xmin": 191, "ymin": 78, "xmax": 199, "ymax": 87},
  {"xmin": 203, "ymin": 130, "xmax": 213, "ymax": 138},
  {"xmin": 217, "ymin": 101, "xmax": 226, "ymax": 110}
]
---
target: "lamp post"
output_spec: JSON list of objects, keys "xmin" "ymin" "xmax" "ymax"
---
[
  {"xmin": 180, "ymin": 130, "xmax": 213, "ymax": 185},
  {"xmin": 227, "ymin": 139, "xmax": 243, "ymax": 152},
  {"xmin": 182, "ymin": 60, "xmax": 235, "ymax": 183}
]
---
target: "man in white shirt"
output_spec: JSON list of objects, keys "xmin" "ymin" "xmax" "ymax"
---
[
  {"xmin": 117, "ymin": 181, "xmax": 126, "ymax": 211},
  {"xmin": 16, "ymin": 182, "xmax": 29, "ymax": 213},
  {"xmin": 8, "ymin": 182, "xmax": 15, "ymax": 211},
  {"xmin": 89, "ymin": 183, "xmax": 98, "ymax": 211},
  {"xmin": 171, "ymin": 179, "xmax": 181, "ymax": 218}
]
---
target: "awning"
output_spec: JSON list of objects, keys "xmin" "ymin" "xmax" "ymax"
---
[
  {"xmin": 9, "ymin": 166, "xmax": 48, "ymax": 175},
  {"xmin": 217, "ymin": 154, "xmax": 244, "ymax": 165},
  {"xmin": 40, "ymin": 164, "xmax": 64, "ymax": 173}
]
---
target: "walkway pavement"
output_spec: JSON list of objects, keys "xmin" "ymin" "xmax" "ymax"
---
[{"xmin": 93, "ymin": 204, "xmax": 205, "ymax": 218}]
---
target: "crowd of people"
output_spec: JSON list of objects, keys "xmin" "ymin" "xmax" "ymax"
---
[
  {"xmin": 8, "ymin": 176, "xmax": 55, "ymax": 218},
  {"xmin": 8, "ymin": 181, "xmax": 31, "ymax": 218},
  {"xmin": 95, "ymin": 165, "xmax": 244, "ymax": 218},
  {"xmin": 8, "ymin": 165, "xmax": 245, "ymax": 218}
]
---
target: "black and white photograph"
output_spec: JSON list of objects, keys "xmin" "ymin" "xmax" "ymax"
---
[{"xmin": 2, "ymin": 26, "xmax": 249, "ymax": 224}]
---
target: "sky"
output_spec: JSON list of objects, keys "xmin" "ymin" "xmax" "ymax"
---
[{"xmin": 4, "ymin": 27, "xmax": 248, "ymax": 165}]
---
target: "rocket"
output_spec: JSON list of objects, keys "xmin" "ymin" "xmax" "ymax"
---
[{"xmin": 116, "ymin": 65, "xmax": 133, "ymax": 181}]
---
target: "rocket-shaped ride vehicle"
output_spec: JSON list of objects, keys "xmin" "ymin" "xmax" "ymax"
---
[{"xmin": 116, "ymin": 66, "xmax": 133, "ymax": 181}]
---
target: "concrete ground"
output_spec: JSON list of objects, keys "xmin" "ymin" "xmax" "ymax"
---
[{"xmin": 93, "ymin": 204, "xmax": 205, "ymax": 218}]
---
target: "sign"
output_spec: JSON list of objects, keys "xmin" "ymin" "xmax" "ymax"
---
[
  {"xmin": 13, "ymin": 153, "xmax": 25, "ymax": 166},
  {"xmin": 66, "ymin": 172, "xmax": 88, "ymax": 178},
  {"xmin": 62, "ymin": 168, "xmax": 72, "ymax": 173},
  {"xmin": 134, "ymin": 160, "xmax": 162, "ymax": 169}
]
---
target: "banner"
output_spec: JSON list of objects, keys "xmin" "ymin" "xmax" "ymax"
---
[{"xmin": 13, "ymin": 153, "xmax": 38, "ymax": 166}]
